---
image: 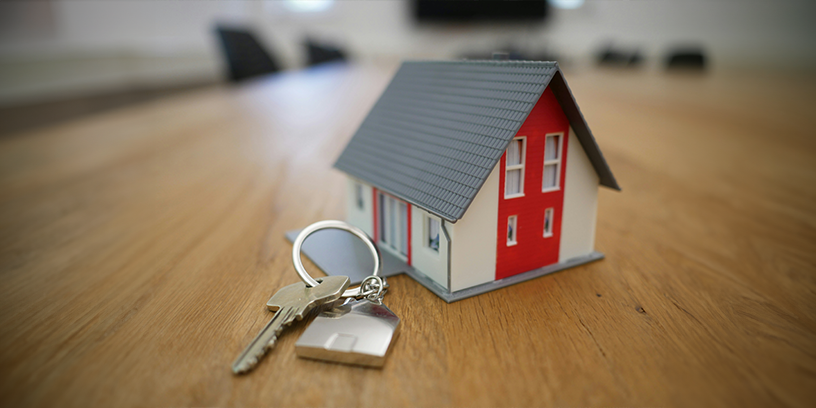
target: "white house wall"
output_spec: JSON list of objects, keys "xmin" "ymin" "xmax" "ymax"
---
[
  {"xmin": 345, "ymin": 177, "xmax": 373, "ymax": 237},
  {"xmin": 410, "ymin": 208, "xmax": 449, "ymax": 290},
  {"xmin": 449, "ymin": 165, "xmax": 500, "ymax": 292},
  {"xmin": 559, "ymin": 127, "xmax": 599, "ymax": 263}
]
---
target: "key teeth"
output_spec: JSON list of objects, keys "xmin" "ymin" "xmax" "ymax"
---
[
  {"xmin": 233, "ymin": 362, "xmax": 252, "ymax": 374},
  {"xmin": 233, "ymin": 348, "xmax": 269, "ymax": 374},
  {"xmin": 235, "ymin": 353, "xmax": 262, "ymax": 374}
]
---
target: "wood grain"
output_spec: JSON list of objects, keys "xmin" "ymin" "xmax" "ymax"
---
[{"xmin": 0, "ymin": 63, "xmax": 814, "ymax": 408}]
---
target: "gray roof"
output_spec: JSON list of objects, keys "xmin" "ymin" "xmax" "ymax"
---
[{"xmin": 334, "ymin": 60, "xmax": 619, "ymax": 223}]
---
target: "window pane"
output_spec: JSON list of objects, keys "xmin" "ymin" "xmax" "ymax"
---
[
  {"xmin": 543, "ymin": 164, "xmax": 558, "ymax": 189},
  {"xmin": 399, "ymin": 202, "xmax": 408, "ymax": 255},
  {"xmin": 544, "ymin": 208, "xmax": 552, "ymax": 236},
  {"xmin": 355, "ymin": 183, "xmax": 364, "ymax": 209},
  {"xmin": 545, "ymin": 135, "xmax": 559, "ymax": 161},
  {"xmin": 388, "ymin": 197, "xmax": 395, "ymax": 247},
  {"xmin": 378, "ymin": 194, "xmax": 386, "ymax": 242},
  {"xmin": 507, "ymin": 216, "xmax": 517, "ymax": 244},
  {"xmin": 506, "ymin": 169, "xmax": 522, "ymax": 195},
  {"xmin": 428, "ymin": 217, "xmax": 439, "ymax": 251},
  {"xmin": 507, "ymin": 139, "xmax": 522, "ymax": 166}
]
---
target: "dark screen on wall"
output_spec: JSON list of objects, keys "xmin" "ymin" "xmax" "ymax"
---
[{"xmin": 413, "ymin": 0, "xmax": 549, "ymax": 22}]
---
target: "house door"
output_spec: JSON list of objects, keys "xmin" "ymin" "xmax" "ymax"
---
[{"xmin": 376, "ymin": 191, "xmax": 411, "ymax": 262}]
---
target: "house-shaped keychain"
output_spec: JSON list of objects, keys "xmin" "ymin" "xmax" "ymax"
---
[{"xmin": 289, "ymin": 60, "xmax": 620, "ymax": 302}]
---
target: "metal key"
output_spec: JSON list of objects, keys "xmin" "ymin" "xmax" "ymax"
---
[{"xmin": 231, "ymin": 275, "xmax": 350, "ymax": 374}]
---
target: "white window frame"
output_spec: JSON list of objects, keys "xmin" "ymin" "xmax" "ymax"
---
[
  {"xmin": 504, "ymin": 137, "xmax": 526, "ymax": 199},
  {"xmin": 425, "ymin": 214, "xmax": 440, "ymax": 254},
  {"xmin": 542, "ymin": 133, "xmax": 563, "ymax": 192},
  {"xmin": 378, "ymin": 192, "xmax": 408, "ymax": 259},
  {"xmin": 354, "ymin": 182, "xmax": 364, "ymax": 210},
  {"xmin": 543, "ymin": 207, "xmax": 554, "ymax": 238},
  {"xmin": 507, "ymin": 215, "xmax": 518, "ymax": 246}
]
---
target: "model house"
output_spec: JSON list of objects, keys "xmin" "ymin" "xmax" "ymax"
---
[{"xmin": 334, "ymin": 60, "xmax": 620, "ymax": 300}]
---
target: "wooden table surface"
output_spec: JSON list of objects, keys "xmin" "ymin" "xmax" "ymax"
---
[{"xmin": 1, "ymin": 63, "xmax": 815, "ymax": 408}]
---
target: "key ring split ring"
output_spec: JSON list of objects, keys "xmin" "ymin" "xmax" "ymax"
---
[{"xmin": 291, "ymin": 220, "xmax": 382, "ymax": 299}]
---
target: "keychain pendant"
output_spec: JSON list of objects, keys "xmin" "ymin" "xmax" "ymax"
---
[{"xmin": 295, "ymin": 298, "xmax": 400, "ymax": 367}]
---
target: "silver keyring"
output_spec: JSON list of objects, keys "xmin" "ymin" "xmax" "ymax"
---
[{"xmin": 292, "ymin": 220, "xmax": 382, "ymax": 299}]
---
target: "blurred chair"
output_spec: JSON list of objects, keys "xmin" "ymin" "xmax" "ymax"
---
[
  {"xmin": 666, "ymin": 47, "xmax": 707, "ymax": 70},
  {"xmin": 215, "ymin": 26, "xmax": 282, "ymax": 82},
  {"xmin": 596, "ymin": 44, "xmax": 643, "ymax": 68},
  {"xmin": 304, "ymin": 38, "xmax": 348, "ymax": 67}
]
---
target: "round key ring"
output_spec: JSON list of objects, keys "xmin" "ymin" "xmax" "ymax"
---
[{"xmin": 291, "ymin": 220, "xmax": 382, "ymax": 299}]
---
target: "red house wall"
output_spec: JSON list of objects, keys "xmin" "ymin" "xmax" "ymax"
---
[{"xmin": 495, "ymin": 87, "xmax": 570, "ymax": 280}]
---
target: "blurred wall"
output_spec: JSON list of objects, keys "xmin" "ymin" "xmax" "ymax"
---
[{"xmin": 1, "ymin": 0, "xmax": 814, "ymax": 105}]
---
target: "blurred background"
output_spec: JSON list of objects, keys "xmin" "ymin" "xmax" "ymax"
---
[{"xmin": 1, "ymin": 0, "xmax": 814, "ymax": 136}]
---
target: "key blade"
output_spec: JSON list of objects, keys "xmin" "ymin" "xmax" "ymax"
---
[{"xmin": 231, "ymin": 307, "xmax": 295, "ymax": 374}]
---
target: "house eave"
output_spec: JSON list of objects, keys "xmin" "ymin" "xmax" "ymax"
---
[{"xmin": 338, "ymin": 170, "xmax": 461, "ymax": 223}]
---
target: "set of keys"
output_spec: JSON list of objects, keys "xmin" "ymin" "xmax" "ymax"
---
[{"xmin": 232, "ymin": 220, "xmax": 400, "ymax": 374}]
